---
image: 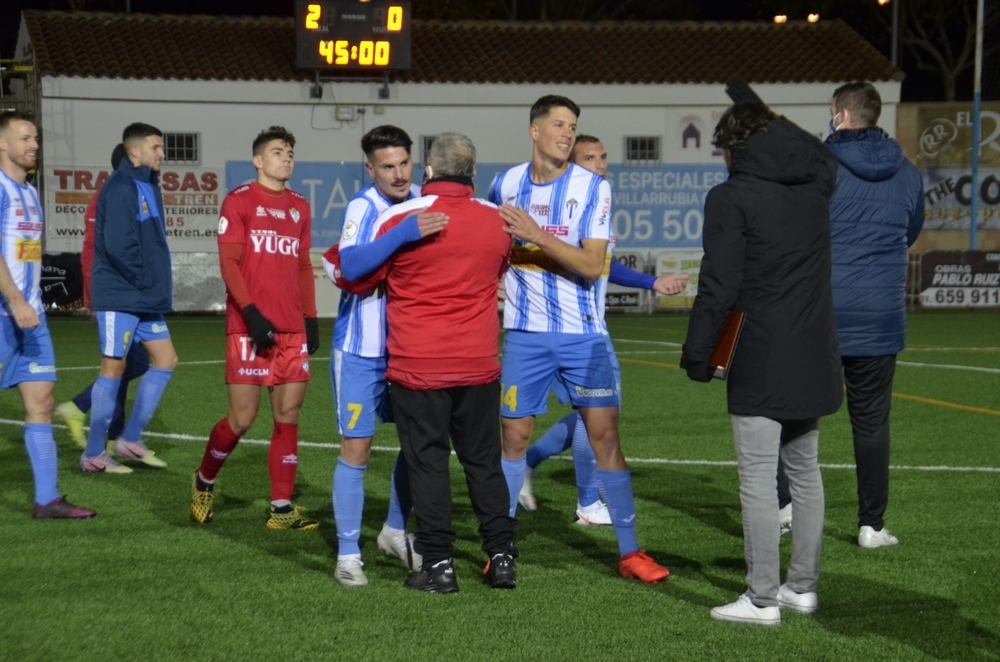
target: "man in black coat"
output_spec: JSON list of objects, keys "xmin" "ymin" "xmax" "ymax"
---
[{"xmin": 684, "ymin": 102, "xmax": 843, "ymax": 625}]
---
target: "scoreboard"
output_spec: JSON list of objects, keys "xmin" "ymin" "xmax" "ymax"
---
[{"xmin": 295, "ymin": 0, "xmax": 412, "ymax": 71}]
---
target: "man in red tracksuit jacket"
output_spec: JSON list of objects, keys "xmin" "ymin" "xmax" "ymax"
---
[{"xmin": 361, "ymin": 132, "xmax": 515, "ymax": 594}]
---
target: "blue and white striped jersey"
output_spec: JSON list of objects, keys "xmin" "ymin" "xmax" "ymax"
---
[
  {"xmin": 332, "ymin": 182, "xmax": 420, "ymax": 357},
  {"xmin": 488, "ymin": 162, "xmax": 612, "ymax": 334},
  {"xmin": 0, "ymin": 170, "xmax": 44, "ymax": 317}
]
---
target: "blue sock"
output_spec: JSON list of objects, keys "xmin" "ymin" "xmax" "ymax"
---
[
  {"xmin": 108, "ymin": 380, "xmax": 129, "ymax": 441},
  {"xmin": 571, "ymin": 416, "xmax": 599, "ymax": 507},
  {"xmin": 501, "ymin": 456, "xmax": 525, "ymax": 518},
  {"xmin": 120, "ymin": 367, "xmax": 173, "ymax": 442},
  {"xmin": 526, "ymin": 412, "xmax": 576, "ymax": 469},
  {"xmin": 24, "ymin": 423, "xmax": 60, "ymax": 505},
  {"xmin": 72, "ymin": 381, "xmax": 93, "ymax": 414},
  {"xmin": 385, "ymin": 452, "xmax": 411, "ymax": 530},
  {"xmin": 85, "ymin": 375, "xmax": 121, "ymax": 457},
  {"xmin": 333, "ymin": 457, "xmax": 366, "ymax": 556},
  {"xmin": 110, "ymin": 350, "xmax": 149, "ymax": 440},
  {"xmin": 596, "ymin": 468, "xmax": 639, "ymax": 557}
]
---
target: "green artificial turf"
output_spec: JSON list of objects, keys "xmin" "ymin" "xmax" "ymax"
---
[{"xmin": 1, "ymin": 312, "xmax": 998, "ymax": 661}]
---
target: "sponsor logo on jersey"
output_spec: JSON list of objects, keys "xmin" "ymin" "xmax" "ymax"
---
[
  {"xmin": 218, "ymin": 216, "xmax": 229, "ymax": 234},
  {"xmin": 210, "ymin": 449, "xmax": 229, "ymax": 460},
  {"xmin": 541, "ymin": 225, "xmax": 569, "ymax": 237},
  {"xmin": 281, "ymin": 453, "xmax": 298, "ymax": 465},
  {"xmin": 16, "ymin": 221, "xmax": 43, "ymax": 232},
  {"xmin": 574, "ymin": 385, "xmax": 614, "ymax": 398},
  {"xmin": 256, "ymin": 205, "xmax": 266, "ymax": 217},
  {"xmin": 342, "ymin": 220, "xmax": 358, "ymax": 241},
  {"xmin": 250, "ymin": 232, "xmax": 300, "ymax": 256},
  {"xmin": 28, "ymin": 362, "xmax": 56, "ymax": 374},
  {"xmin": 151, "ymin": 323, "xmax": 168, "ymax": 333},
  {"xmin": 238, "ymin": 367, "xmax": 270, "ymax": 376},
  {"xmin": 266, "ymin": 208, "xmax": 286, "ymax": 220},
  {"xmin": 14, "ymin": 208, "xmax": 23, "ymax": 216},
  {"xmin": 29, "ymin": 206, "xmax": 37, "ymax": 215},
  {"xmin": 529, "ymin": 203, "xmax": 551, "ymax": 217},
  {"xmin": 290, "ymin": 208, "xmax": 300, "ymax": 223},
  {"xmin": 15, "ymin": 239, "xmax": 41, "ymax": 262}
]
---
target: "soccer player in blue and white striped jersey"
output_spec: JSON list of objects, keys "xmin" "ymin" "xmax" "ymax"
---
[
  {"xmin": 324, "ymin": 125, "xmax": 447, "ymax": 586},
  {"xmin": 489, "ymin": 96, "xmax": 669, "ymax": 583},
  {"xmin": 0, "ymin": 112, "xmax": 95, "ymax": 519}
]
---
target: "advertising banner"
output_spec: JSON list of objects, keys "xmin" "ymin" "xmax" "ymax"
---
[
  {"xmin": 653, "ymin": 248, "xmax": 702, "ymax": 311},
  {"xmin": 44, "ymin": 165, "xmax": 224, "ymax": 252},
  {"xmin": 606, "ymin": 251, "xmax": 647, "ymax": 310},
  {"xmin": 919, "ymin": 250, "xmax": 1000, "ymax": 307}
]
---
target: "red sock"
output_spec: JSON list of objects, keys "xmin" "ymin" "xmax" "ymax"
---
[
  {"xmin": 268, "ymin": 422, "xmax": 299, "ymax": 502},
  {"xmin": 198, "ymin": 418, "xmax": 241, "ymax": 482}
]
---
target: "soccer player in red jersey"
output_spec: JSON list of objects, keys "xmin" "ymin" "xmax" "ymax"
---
[{"xmin": 190, "ymin": 126, "xmax": 320, "ymax": 529}]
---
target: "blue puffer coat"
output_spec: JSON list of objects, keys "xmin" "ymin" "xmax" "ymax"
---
[{"xmin": 826, "ymin": 128, "xmax": 924, "ymax": 358}]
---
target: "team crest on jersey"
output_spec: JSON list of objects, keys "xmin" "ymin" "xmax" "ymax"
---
[
  {"xmin": 343, "ymin": 221, "xmax": 358, "ymax": 240},
  {"xmin": 290, "ymin": 208, "xmax": 300, "ymax": 223},
  {"xmin": 218, "ymin": 216, "xmax": 229, "ymax": 234},
  {"xmin": 256, "ymin": 206, "xmax": 266, "ymax": 217},
  {"xmin": 566, "ymin": 198, "xmax": 578, "ymax": 219},
  {"xmin": 15, "ymin": 208, "xmax": 23, "ymax": 216},
  {"xmin": 141, "ymin": 200, "xmax": 149, "ymax": 214}
]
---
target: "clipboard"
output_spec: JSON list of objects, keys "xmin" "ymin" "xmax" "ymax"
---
[{"xmin": 709, "ymin": 310, "xmax": 745, "ymax": 380}]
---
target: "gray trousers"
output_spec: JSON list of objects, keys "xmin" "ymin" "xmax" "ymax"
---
[{"xmin": 731, "ymin": 415, "xmax": 824, "ymax": 607}]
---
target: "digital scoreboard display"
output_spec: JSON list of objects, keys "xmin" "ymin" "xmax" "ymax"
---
[{"xmin": 295, "ymin": 0, "xmax": 412, "ymax": 71}]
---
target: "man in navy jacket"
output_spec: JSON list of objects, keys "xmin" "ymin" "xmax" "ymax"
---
[
  {"xmin": 83, "ymin": 122, "xmax": 178, "ymax": 474},
  {"xmin": 824, "ymin": 82, "xmax": 923, "ymax": 548}
]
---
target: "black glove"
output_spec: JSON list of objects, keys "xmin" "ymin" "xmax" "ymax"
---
[
  {"xmin": 680, "ymin": 345, "xmax": 713, "ymax": 383},
  {"xmin": 242, "ymin": 304, "xmax": 276, "ymax": 350},
  {"xmin": 305, "ymin": 317, "xmax": 320, "ymax": 355}
]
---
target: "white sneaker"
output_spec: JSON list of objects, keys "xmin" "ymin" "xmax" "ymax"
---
[
  {"xmin": 574, "ymin": 500, "xmax": 612, "ymax": 526},
  {"xmin": 711, "ymin": 593, "xmax": 781, "ymax": 625},
  {"xmin": 778, "ymin": 584, "xmax": 818, "ymax": 614},
  {"xmin": 334, "ymin": 556, "xmax": 369, "ymax": 587},
  {"xmin": 376, "ymin": 528, "xmax": 422, "ymax": 571},
  {"xmin": 518, "ymin": 467, "xmax": 537, "ymax": 512},
  {"xmin": 779, "ymin": 504, "xmax": 792, "ymax": 536},
  {"xmin": 858, "ymin": 525, "xmax": 899, "ymax": 548}
]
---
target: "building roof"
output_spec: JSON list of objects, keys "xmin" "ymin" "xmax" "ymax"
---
[{"xmin": 21, "ymin": 10, "xmax": 901, "ymax": 85}]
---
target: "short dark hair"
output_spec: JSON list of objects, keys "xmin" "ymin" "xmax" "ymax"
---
[
  {"xmin": 360, "ymin": 125, "xmax": 412, "ymax": 161},
  {"xmin": 0, "ymin": 111, "xmax": 36, "ymax": 134},
  {"xmin": 122, "ymin": 122, "xmax": 162, "ymax": 146},
  {"xmin": 832, "ymin": 82, "xmax": 881, "ymax": 127},
  {"xmin": 252, "ymin": 126, "xmax": 296, "ymax": 156},
  {"xmin": 571, "ymin": 134, "xmax": 602, "ymax": 160},
  {"xmin": 712, "ymin": 102, "xmax": 779, "ymax": 156},
  {"xmin": 530, "ymin": 95, "xmax": 580, "ymax": 124}
]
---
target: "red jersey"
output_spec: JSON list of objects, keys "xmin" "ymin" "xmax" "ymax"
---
[
  {"xmin": 218, "ymin": 181, "xmax": 313, "ymax": 334},
  {"xmin": 377, "ymin": 180, "xmax": 510, "ymax": 390},
  {"xmin": 81, "ymin": 193, "xmax": 98, "ymax": 308}
]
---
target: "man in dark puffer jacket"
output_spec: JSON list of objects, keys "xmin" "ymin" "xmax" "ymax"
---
[{"xmin": 824, "ymin": 82, "xmax": 924, "ymax": 549}]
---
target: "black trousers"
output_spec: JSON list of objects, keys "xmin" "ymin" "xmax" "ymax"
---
[
  {"xmin": 389, "ymin": 380, "xmax": 515, "ymax": 568},
  {"xmin": 778, "ymin": 354, "xmax": 896, "ymax": 530}
]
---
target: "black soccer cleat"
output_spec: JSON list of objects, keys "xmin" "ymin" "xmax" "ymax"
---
[
  {"xmin": 482, "ymin": 552, "xmax": 517, "ymax": 589},
  {"xmin": 405, "ymin": 560, "xmax": 459, "ymax": 594}
]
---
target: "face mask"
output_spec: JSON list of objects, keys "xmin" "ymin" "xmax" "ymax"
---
[{"xmin": 828, "ymin": 110, "xmax": 845, "ymax": 136}]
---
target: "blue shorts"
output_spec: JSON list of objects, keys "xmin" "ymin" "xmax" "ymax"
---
[
  {"xmin": 500, "ymin": 330, "xmax": 619, "ymax": 418},
  {"xmin": 0, "ymin": 314, "xmax": 57, "ymax": 388},
  {"xmin": 95, "ymin": 311, "xmax": 170, "ymax": 358},
  {"xmin": 331, "ymin": 349, "xmax": 392, "ymax": 438},
  {"xmin": 553, "ymin": 334, "xmax": 622, "ymax": 409}
]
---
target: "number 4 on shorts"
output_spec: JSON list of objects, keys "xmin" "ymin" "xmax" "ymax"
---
[{"xmin": 501, "ymin": 384, "xmax": 517, "ymax": 413}]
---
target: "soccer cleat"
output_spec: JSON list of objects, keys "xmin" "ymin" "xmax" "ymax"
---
[
  {"xmin": 334, "ymin": 556, "xmax": 369, "ymax": 587},
  {"xmin": 618, "ymin": 550, "xmax": 669, "ymax": 583},
  {"xmin": 518, "ymin": 467, "xmax": 537, "ymax": 512},
  {"xmin": 779, "ymin": 504, "xmax": 792, "ymax": 536},
  {"xmin": 777, "ymin": 584, "xmax": 818, "ymax": 614},
  {"xmin": 858, "ymin": 525, "xmax": 899, "ymax": 548},
  {"xmin": 482, "ymin": 552, "xmax": 517, "ymax": 589},
  {"xmin": 32, "ymin": 496, "xmax": 96, "ymax": 520},
  {"xmin": 376, "ymin": 528, "xmax": 422, "ymax": 572},
  {"xmin": 574, "ymin": 500, "xmax": 612, "ymax": 526},
  {"xmin": 711, "ymin": 593, "xmax": 781, "ymax": 625},
  {"xmin": 80, "ymin": 451, "xmax": 133, "ymax": 474},
  {"xmin": 405, "ymin": 560, "xmax": 459, "ymax": 594},
  {"xmin": 266, "ymin": 504, "xmax": 319, "ymax": 531},
  {"xmin": 111, "ymin": 439, "xmax": 167, "ymax": 468},
  {"xmin": 56, "ymin": 401, "xmax": 88, "ymax": 448},
  {"xmin": 190, "ymin": 473, "xmax": 215, "ymax": 524}
]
